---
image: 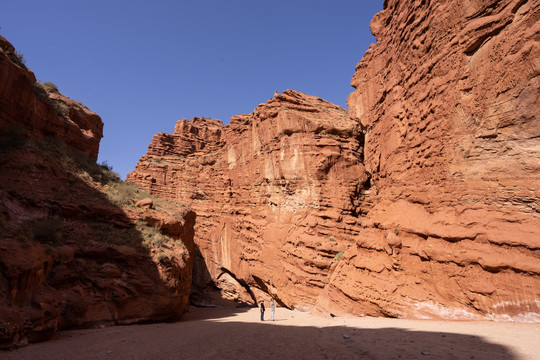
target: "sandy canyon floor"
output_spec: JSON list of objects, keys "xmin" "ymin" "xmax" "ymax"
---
[{"xmin": 3, "ymin": 306, "xmax": 539, "ymax": 360}]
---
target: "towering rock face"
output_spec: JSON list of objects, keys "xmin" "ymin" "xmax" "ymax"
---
[
  {"xmin": 129, "ymin": 0, "xmax": 539, "ymax": 322},
  {"xmin": 128, "ymin": 90, "xmax": 367, "ymax": 308},
  {"xmin": 326, "ymin": 0, "xmax": 540, "ymax": 320},
  {"xmin": 0, "ymin": 36, "xmax": 195, "ymax": 348}
]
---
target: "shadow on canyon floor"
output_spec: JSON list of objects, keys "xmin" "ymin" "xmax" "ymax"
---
[{"xmin": 2, "ymin": 307, "xmax": 518, "ymax": 360}]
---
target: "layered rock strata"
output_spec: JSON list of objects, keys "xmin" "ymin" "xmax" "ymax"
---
[
  {"xmin": 0, "ymin": 36, "xmax": 195, "ymax": 348},
  {"xmin": 323, "ymin": 0, "xmax": 540, "ymax": 320},
  {"xmin": 128, "ymin": 90, "xmax": 367, "ymax": 308}
]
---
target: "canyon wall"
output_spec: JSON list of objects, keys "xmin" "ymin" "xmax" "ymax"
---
[
  {"xmin": 0, "ymin": 35, "xmax": 195, "ymax": 348},
  {"xmin": 129, "ymin": 0, "xmax": 539, "ymax": 321},
  {"xmin": 128, "ymin": 91, "xmax": 366, "ymax": 308},
  {"xmin": 323, "ymin": 0, "xmax": 540, "ymax": 320}
]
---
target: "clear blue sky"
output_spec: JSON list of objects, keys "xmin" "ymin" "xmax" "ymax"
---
[{"xmin": 1, "ymin": 0, "xmax": 382, "ymax": 179}]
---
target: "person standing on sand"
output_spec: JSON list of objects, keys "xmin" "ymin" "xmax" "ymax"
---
[
  {"xmin": 260, "ymin": 300, "xmax": 265, "ymax": 321},
  {"xmin": 270, "ymin": 299, "xmax": 275, "ymax": 321}
]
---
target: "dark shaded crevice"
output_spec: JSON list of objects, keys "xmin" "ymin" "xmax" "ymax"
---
[
  {"xmin": 252, "ymin": 274, "xmax": 269, "ymax": 294},
  {"xmin": 218, "ymin": 267, "xmax": 257, "ymax": 304},
  {"xmin": 349, "ymin": 172, "xmax": 372, "ymax": 217},
  {"xmin": 251, "ymin": 275, "xmax": 287, "ymax": 308},
  {"xmin": 511, "ymin": 0, "xmax": 528, "ymax": 14},
  {"xmin": 355, "ymin": 130, "xmax": 366, "ymax": 162},
  {"xmin": 347, "ymin": 123, "xmax": 372, "ymax": 217},
  {"xmin": 189, "ymin": 244, "xmax": 219, "ymax": 307},
  {"xmin": 464, "ymin": 19, "xmax": 512, "ymax": 56}
]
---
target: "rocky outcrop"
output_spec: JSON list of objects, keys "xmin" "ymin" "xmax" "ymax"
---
[
  {"xmin": 0, "ymin": 165, "xmax": 196, "ymax": 348},
  {"xmin": 321, "ymin": 0, "xmax": 540, "ymax": 320},
  {"xmin": 128, "ymin": 90, "xmax": 366, "ymax": 308},
  {"xmin": 0, "ymin": 36, "xmax": 195, "ymax": 348},
  {"xmin": 0, "ymin": 35, "xmax": 102, "ymax": 160},
  {"xmin": 129, "ymin": 0, "xmax": 539, "ymax": 322}
]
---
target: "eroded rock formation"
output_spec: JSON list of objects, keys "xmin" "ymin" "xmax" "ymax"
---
[
  {"xmin": 322, "ymin": 0, "xmax": 540, "ymax": 320},
  {"xmin": 0, "ymin": 36, "xmax": 195, "ymax": 348},
  {"xmin": 129, "ymin": 0, "xmax": 540, "ymax": 322},
  {"xmin": 128, "ymin": 90, "xmax": 367, "ymax": 308}
]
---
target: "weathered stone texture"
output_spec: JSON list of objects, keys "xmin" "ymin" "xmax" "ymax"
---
[
  {"xmin": 128, "ymin": 90, "xmax": 366, "ymax": 309},
  {"xmin": 330, "ymin": 0, "xmax": 540, "ymax": 320}
]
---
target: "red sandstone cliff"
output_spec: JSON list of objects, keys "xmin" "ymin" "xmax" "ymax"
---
[
  {"xmin": 322, "ymin": 0, "xmax": 540, "ymax": 320},
  {"xmin": 128, "ymin": 91, "xmax": 367, "ymax": 308},
  {"xmin": 129, "ymin": 0, "xmax": 539, "ymax": 322},
  {"xmin": 0, "ymin": 36, "xmax": 195, "ymax": 348}
]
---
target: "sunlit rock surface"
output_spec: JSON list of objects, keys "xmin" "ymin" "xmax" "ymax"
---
[
  {"xmin": 128, "ymin": 90, "xmax": 365, "ymax": 309},
  {"xmin": 332, "ymin": 0, "xmax": 540, "ymax": 320}
]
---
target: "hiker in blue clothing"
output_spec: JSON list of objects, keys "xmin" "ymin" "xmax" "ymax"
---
[{"xmin": 259, "ymin": 300, "xmax": 265, "ymax": 321}]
